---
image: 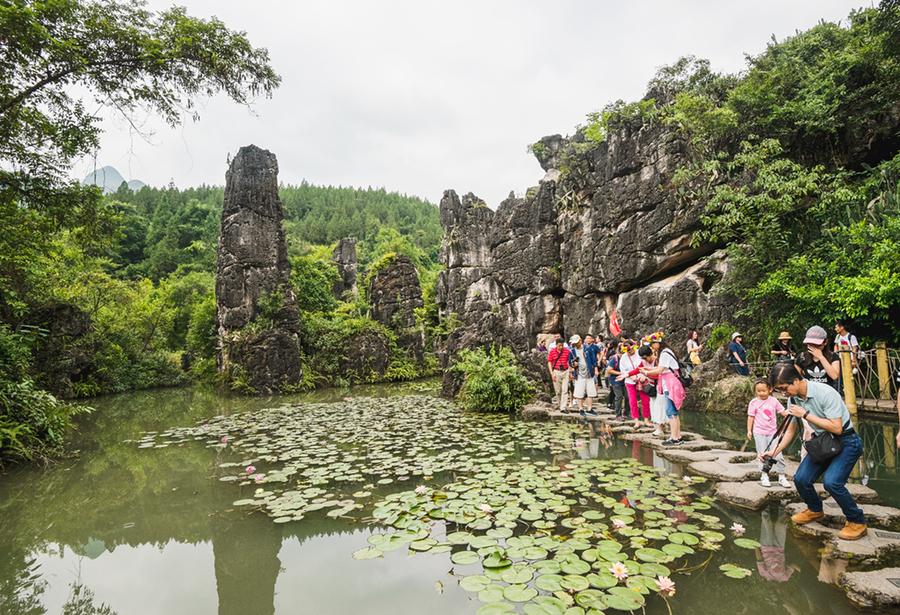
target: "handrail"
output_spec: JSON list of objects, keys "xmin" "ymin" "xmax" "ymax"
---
[{"xmin": 716, "ymin": 344, "xmax": 898, "ymax": 409}]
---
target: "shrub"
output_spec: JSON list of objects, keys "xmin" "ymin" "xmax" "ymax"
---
[
  {"xmin": 0, "ymin": 378, "xmax": 89, "ymax": 465},
  {"xmin": 453, "ymin": 346, "xmax": 534, "ymax": 412}
]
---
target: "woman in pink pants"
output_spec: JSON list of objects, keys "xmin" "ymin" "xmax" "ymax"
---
[{"xmin": 618, "ymin": 342, "xmax": 651, "ymax": 427}]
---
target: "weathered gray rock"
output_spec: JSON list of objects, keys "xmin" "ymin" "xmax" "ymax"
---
[
  {"xmin": 29, "ymin": 301, "xmax": 93, "ymax": 398},
  {"xmin": 332, "ymin": 237, "xmax": 358, "ymax": 299},
  {"xmin": 437, "ymin": 113, "xmax": 739, "ymax": 390},
  {"xmin": 840, "ymin": 567, "xmax": 900, "ymax": 609},
  {"xmin": 522, "ymin": 401, "xmax": 553, "ymax": 421},
  {"xmin": 367, "ymin": 254, "xmax": 425, "ymax": 361},
  {"xmin": 215, "ymin": 145, "xmax": 301, "ymax": 394}
]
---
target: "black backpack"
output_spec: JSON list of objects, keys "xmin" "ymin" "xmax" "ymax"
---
[{"xmin": 662, "ymin": 349, "xmax": 693, "ymax": 388}]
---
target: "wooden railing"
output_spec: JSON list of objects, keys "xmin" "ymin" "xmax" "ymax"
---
[{"xmin": 728, "ymin": 344, "xmax": 898, "ymax": 414}]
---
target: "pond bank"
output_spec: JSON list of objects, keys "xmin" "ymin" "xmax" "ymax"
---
[{"xmin": 542, "ymin": 402, "xmax": 900, "ymax": 609}]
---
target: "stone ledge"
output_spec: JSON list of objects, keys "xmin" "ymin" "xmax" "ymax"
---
[
  {"xmin": 840, "ymin": 567, "xmax": 900, "ymax": 609},
  {"xmin": 786, "ymin": 501, "xmax": 900, "ymax": 531}
]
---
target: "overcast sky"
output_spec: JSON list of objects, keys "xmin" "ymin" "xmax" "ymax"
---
[{"xmin": 75, "ymin": 0, "xmax": 869, "ymax": 206}]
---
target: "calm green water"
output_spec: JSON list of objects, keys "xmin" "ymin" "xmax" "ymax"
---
[{"xmin": 1, "ymin": 382, "xmax": 894, "ymax": 615}]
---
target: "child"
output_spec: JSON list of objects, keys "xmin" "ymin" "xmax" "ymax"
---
[{"xmin": 747, "ymin": 379, "xmax": 790, "ymax": 488}]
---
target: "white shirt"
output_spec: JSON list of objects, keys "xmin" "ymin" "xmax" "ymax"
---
[
  {"xmin": 659, "ymin": 348, "xmax": 680, "ymax": 371},
  {"xmin": 619, "ymin": 352, "xmax": 640, "ymax": 384}
]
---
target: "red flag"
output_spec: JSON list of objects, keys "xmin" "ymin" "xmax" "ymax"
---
[{"xmin": 609, "ymin": 309, "xmax": 622, "ymax": 337}]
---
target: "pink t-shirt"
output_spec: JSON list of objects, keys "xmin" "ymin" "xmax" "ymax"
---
[{"xmin": 748, "ymin": 396, "xmax": 784, "ymax": 436}]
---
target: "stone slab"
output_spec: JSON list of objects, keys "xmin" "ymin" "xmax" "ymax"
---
[
  {"xmin": 840, "ymin": 567, "xmax": 900, "ymax": 609},
  {"xmin": 786, "ymin": 501, "xmax": 900, "ymax": 531},
  {"xmin": 655, "ymin": 449, "xmax": 719, "ymax": 464},
  {"xmin": 714, "ymin": 481, "xmax": 798, "ymax": 509},
  {"xmin": 793, "ymin": 521, "xmax": 900, "ymax": 565}
]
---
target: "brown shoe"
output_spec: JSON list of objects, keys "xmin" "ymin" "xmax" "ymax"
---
[
  {"xmin": 790, "ymin": 509, "xmax": 825, "ymax": 525},
  {"xmin": 838, "ymin": 522, "xmax": 867, "ymax": 541}
]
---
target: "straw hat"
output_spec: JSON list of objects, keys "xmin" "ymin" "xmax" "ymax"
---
[{"xmin": 777, "ymin": 331, "xmax": 792, "ymax": 341}]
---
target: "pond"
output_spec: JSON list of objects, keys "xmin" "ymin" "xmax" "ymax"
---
[{"xmin": 1, "ymin": 381, "xmax": 897, "ymax": 614}]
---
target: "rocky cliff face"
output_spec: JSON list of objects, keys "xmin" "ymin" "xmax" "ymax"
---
[
  {"xmin": 215, "ymin": 145, "xmax": 302, "ymax": 394},
  {"xmin": 368, "ymin": 254, "xmax": 425, "ymax": 361},
  {"xmin": 331, "ymin": 237, "xmax": 358, "ymax": 300},
  {"xmin": 437, "ymin": 116, "xmax": 734, "ymax": 389}
]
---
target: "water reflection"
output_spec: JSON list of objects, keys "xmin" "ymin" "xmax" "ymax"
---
[{"xmin": 0, "ymin": 384, "xmax": 894, "ymax": 614}]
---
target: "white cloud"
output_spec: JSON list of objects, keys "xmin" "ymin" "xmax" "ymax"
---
[{"xmin": 75, "ymin": 0, "xmax": 867, "ymax": 206}]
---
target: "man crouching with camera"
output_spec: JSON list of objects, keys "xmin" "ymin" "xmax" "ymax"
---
[{"xmin": 760, "ymin": 362, "xmax": 867, "ymax": 540}]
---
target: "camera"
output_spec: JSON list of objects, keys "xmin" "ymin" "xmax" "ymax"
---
[{"xmin": 761, "ymin": 454, "xmax": 778, "ymax": 474}]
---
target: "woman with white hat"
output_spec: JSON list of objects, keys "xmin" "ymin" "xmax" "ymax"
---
[{"xmin": 728, "ymin": 332, "xmax": 749, "ymax": 376}]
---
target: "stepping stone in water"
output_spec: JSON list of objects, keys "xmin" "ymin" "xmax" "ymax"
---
[
  {"xmin": 840, "ymin": 567, "xmax": 900, "ymax": 609},
  {"xmin": 786, "ymin": 501, "xmax": 900, "ymax": 531},
  {"xmin": 793, "ymin": 521, "xmax": 900, "ymax": 566},
  {"xmin": 714, "ymin": 481, "xmax": 797, "ymax": 510}
]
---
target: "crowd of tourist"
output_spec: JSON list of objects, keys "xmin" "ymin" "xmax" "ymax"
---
[
  {"xmin": 539, "ymin": 318, "xmax": 896, "ymax": 542},
  {"xmin": 544, "ymin": 331, "xmax": 688, "ymax": 447}
]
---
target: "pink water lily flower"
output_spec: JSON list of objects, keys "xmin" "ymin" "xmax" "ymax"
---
[
  {"xmin": 253, "ymin": 473, "xmax": 265, "ymax": 483},
  {"xmin": 415, "ymin": 485, "xmax": 428, "ymax": 495},
  {"xmin": 612, "ymin": 518, "xmax": 627, "ymax": 529},
  {"xmin": 245, "ymin": 465, "xmax": 256, "ymax": 474},
  {"xmin": 655, "ymin": 576, "xmax": 676, "ymax": 597},
  {"xmin": 559, "ymin": 471, "xmax": 569, "ymax": 478},
  {"xmin": 731, "ymin": 522, "xmax": 745, "ymax": 536},
  {"xmin": 608, "ymin": 561, "xmax": 629, "ymax": 581},
  {"xmin": 220, "ymin": 436, "xmax": 229, "ymax": 444},
  {"xmin": 479, "ymin": 503, "xmax": 493, "ymax": 514}
]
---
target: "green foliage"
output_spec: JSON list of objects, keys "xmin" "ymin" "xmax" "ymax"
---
[
  {"xmin": 706, "ymin": 324, "xmax": 735, "ymax": 352},
  {"xmin": 583, "ymin": 99, "xmax": 660, "ymax": 145},
  {"xmin": 290, "ymin": 251, "xmax": 339, "ymax": 312},
  {"xmin": 453, "ymin": 346, "xmax": 534, "ymax": 412},
  {"xmin": 0, "ymin": 377, "xmax": 89, "ymax": 464}
]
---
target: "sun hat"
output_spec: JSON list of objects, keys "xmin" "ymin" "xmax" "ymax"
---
[
  {"xmin": 802, "ymin": 325, "xmax": 828, "ymax": 345},
  {"xmin": 569, "ymin": 334, "xmax": 581, "ymax": 345},
  {"xmin": 777, "ymin": 331, "xmax": 792, "ymax": 340},
  {"xmin": 731, "ymin": 332, "xmax": 742, "ymax": 340}
]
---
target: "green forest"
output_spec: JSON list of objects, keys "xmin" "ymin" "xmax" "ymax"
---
[{"xmin": 0, "ymin": 0, "xmax": 444, "ymax": 464}]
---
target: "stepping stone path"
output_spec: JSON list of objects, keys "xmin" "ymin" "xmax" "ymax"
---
[
  {"xmin": 840, "ymin": 567, "xmax": 900, "ymax": 609},
  {"xmin": 545, "ymin": 403, "xmax": 899, "ymax": 608},
  {"xmin": 716, "ymin": 481, "xmax": 880, "ymax": 510},
  {"xmin": 786, "ymin": 501, "xmax": 900, "ymax": 532}
]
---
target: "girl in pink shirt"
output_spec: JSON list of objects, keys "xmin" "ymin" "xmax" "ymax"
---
[{"xmin": 747, "ymin": 380, "xmax": 790, "ymax": 488}]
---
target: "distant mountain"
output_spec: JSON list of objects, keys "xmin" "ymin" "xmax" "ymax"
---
[{"xmin": 82, "ymin": 166, "xmax": 146, "ymax": 193}]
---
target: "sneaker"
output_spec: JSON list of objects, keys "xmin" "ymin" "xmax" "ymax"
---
[
  {"xmin": 579, "ymin": 410, "xmax": 587, "ymax": 418},
  {"xmin": 662, "ymin": 438, "xmax": 683, "ymax": 446},
  {"xmin": 651, "ymin": 429, "xmax": 664, "ymax": 437},
  {"xmin": 586, "ymin": 409, "xmax": 598, "ymax": 416},
  {"xmin": 790, "ymin": 509, "xmax": 825, "ymax": 525},
  {"xmin": 760, "ymin": 474, "xmax": 771, "ymax": 487},
  {"xmin": 778, "ymin": 475, "xmax": 791, "ymax": 488},
  {"xmin": 837, "ymin": 522, "xmax": 867, "ymax": 541}
]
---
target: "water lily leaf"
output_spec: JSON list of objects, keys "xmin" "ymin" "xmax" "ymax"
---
[
  {"xmin": 575, "ymin": 589, "xmax": 607, "ymax": 609},
  {"xmin": 604, "ymin": 586, "xmax": 645, "ymax": 610},
  {"xmin": 536, "ymin": 574, "xmax": 564, "ymax": 592},
  {"xmin": 668, "ymin": 532, "xmax": 700, "ymax": 545},
  {"xmin": 460, "ymin": 575, "xmax": 491, "ymax": 592},
  {"xmin": 661, "ymin": 543, "xmax": 694, "ymax": 557},
  {"xmin": 352, "ymin": 547, "xmax": 382, "ymax": 560},
  {"xmin": 562, "ymin": 560, "xmax": 591, "ymax": 575},
  {"xmin": 477, "ymin": 602, "xmax": 516, "ymax": 614},
  {"xmin": 734, "ymin": 538, "xmax": 762, "ymax": 549},
  {"xmin": 483, "ymin": 551, "xmax": 513, "ymax": 569},
  {"xmin": 503, "ymin": 584, "xmax": 538, "ymax": 603},
  {"xmin": 451, "ymin": 550, "xmax": 479, "ymax": 565},
  {"xmin": 523, "ymin": 595, "xmax": 568, "ymax": 615},
  {"xmin": 719, "ymin": 563, "xmax": 752, "ymax": 578},
  {"xmin": 501, "ymin": 564, "xmax": 534, "ymax": 584},
  {"xmin": 561, "ymin": 575, "xmax": 590, "ymax": 592},
  {"xmin": 634, "ymin": 548, "xmax": 671, "ymax": 563},
  {"xmin": 587, "ymin": 572, "xmax": 618, "ymax": 589}
]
